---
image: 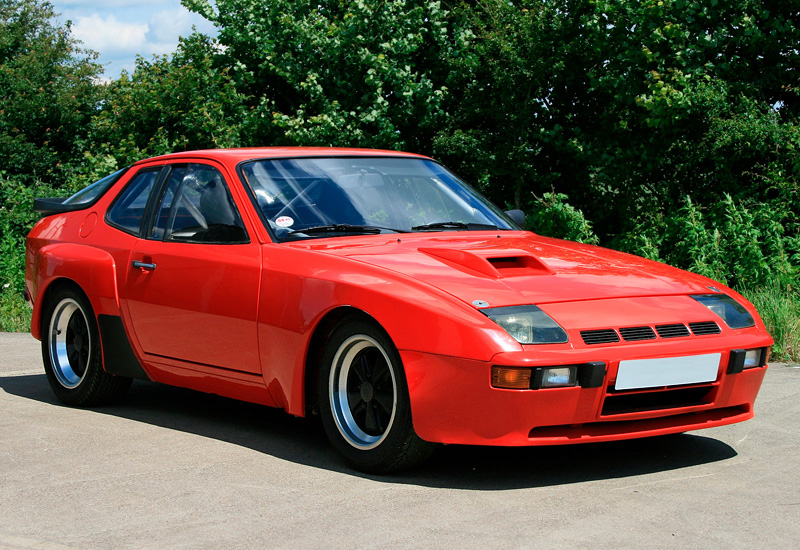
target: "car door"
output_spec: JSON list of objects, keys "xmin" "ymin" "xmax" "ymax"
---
[{"xmin": 121, "ymin": 161, "xmax": 262, "ymax": 374}]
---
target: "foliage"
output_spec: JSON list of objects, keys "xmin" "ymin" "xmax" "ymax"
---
[
  {"xmin": 740, "ymin": 285, "xmax": 800, "ymax": 363},
  {"xmin": 0, "ymin": 289, "xmax": 30, "ymax": 332},
  {"xmin": 435, "ymin": 0, "xmax": 800, "ymax": 239},
  {"xmin": 0, "ymin": 172, "xmax": 55, "ymax": 292},
  {"xmin": 183, "ymin": 0, "xmax": 459, "ymax": 150},
  {"xmin": 2, "ymin": 0, "xmax": 800, "ymax": 355},
  {"xmin": 0, "ymin": 0, "xmax": 102, "ymax": 187},
  {"xmin": 614, "ymin": 194, "xmax": 796, "ymax": 290},
  {"xmin": 527, "ymin": 192, "xmax": 599, "ymax": 245},
  {"xmin": 83, "ymin": 33, "xmax": 250, "ymax": 170},
  {"xmin": 0, "ymin": 0, "xmax": 101, "ymax": 305},
  {"xmin": 433, "ymin": 0, "xmax": 567, "ymax": 207}
]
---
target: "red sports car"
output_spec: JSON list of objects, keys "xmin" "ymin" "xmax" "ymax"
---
[{"xmin": 25, "ymin": 148, "xmax": 772, "ymax": 472}]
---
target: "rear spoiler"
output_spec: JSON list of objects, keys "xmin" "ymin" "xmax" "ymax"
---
[{"xmin": 33, "ymin": 197, "xmax": 89, "ymax": 216}]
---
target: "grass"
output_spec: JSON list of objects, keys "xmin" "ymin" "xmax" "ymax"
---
[
  {"xmin": 1, "ymin": 285, "xmax": 797, "ymax": 362},
  {"xmin": 0, "ymin": 290, "xmax": 32, "ymax": 332},
  {"xmin": 740, "ymin": 285, "xmax": 800, "ymax": 363}
]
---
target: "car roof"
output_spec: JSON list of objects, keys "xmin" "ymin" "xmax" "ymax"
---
[{"xmin": 132, "ymin": 147, "xmax": 431, "ymax": 166}]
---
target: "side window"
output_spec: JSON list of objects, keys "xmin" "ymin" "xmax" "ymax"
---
[
  {"xmin": 164, "ymin": 164, "xmax": 248, "ymax": 244},
  {"xmin": 106, "ymin": 169, "xmax": 160, "ymax": 235},
  {"xmin": 150, "ymin": 165, "xmax": 187, "ymax": 240}
]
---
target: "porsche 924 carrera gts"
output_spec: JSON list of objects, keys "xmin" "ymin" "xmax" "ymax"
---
[{"xmin": 25, "ymin": 147, "xmax": 773, "ymax": 472}]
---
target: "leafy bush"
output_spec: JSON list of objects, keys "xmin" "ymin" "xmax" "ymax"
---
[
  {"xmin": 0, "ymin": 0, "xmax": 102, "ymax": 188},
  {"xmin": 740, "ymin": 285, "xmax": 800, "ymax": 363},
  {"xmin": 526, "ymin": 192, "xmax": 599, "ymax": 245},
  {"xmin": 0, "ymin": 173, "xmax": 57, "ymax": 292},
  {"xmin": 615, "ymin": 194, "xmax": 796, "ymax": 290},
  {"xmin": 0, "ymin": 289, "xmax": 30, "ymax": 332}
]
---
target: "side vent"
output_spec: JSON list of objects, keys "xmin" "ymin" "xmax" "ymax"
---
[
  {"xmin": 619, "ymin": 326, "xmax": 657, "ymax": 341},
  {"xmin": 581, "ymin": 329, "xmax": 620, "ymax": 345},
  {"xmin": 655, "ymin": 324, "xmax": 691, "ymax": 338},
  {"xmin": 689, "ymin": 321, "xmax": 722, "ymax": 335}
]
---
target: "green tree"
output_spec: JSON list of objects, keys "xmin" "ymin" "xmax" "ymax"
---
[
  {"xmin": 84, "ymin": 32, "xmax": 250, "ymax": 172},
  {"xmin": 0, "ymin": 0, "xmax": 102, "ymax": 186},
  {"xmin": 435, "ymin": 0, "xmax": 800, "ymax": 247},
  {"xmin": 433, "ymin": 0, "xmax": 572, "ymax": 208},
  {"xmin": 182, "ymin": 0, "xmax": 461, "ymax": 150},
  {"xmin": 0, "ymin": 0, "xmax": 101, "ymax": 299}
]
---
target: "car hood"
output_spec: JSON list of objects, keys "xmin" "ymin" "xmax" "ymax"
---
[{"xmin": 292, "ymin": 231, "xmax": 717, "ymax": 308}]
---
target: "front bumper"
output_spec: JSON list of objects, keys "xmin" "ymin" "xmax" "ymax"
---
[{"xmin": 401, "ymin": 337, "xmax": 769, "ymax": 446}]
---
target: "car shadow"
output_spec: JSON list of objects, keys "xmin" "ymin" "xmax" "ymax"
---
[{"xmin": 0, "ymin": 374, "xmax": 738, "ymax": 490}]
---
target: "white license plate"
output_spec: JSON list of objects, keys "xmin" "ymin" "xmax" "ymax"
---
[{"xmin": 615, "ymin": 353, "xmax": 721, "ymax": 390}]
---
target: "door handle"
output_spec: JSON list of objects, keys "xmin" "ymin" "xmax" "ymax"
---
[{"xmin": 132, "ymin": 260, "xmax": 157, "ymax": 271}]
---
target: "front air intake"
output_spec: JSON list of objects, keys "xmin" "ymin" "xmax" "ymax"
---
[
  {"xmin": 689, "ymin": 321, "xmax": 722, "ymax": 335},
  {"xmin": 655, "ymin": 324, "xmax": 691, "ymax": 338},
  {"xmin": 581, "ymin": 329, "xmax": 620, "ymax": 345},
  {"xmin": 619, "ymin": 326, "xmax": 657, "ymax": 341}
]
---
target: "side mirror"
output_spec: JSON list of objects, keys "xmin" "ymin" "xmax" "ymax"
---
[{"xmin": 505, "ymin": 209, "xmax": 526, "ymax": 228}]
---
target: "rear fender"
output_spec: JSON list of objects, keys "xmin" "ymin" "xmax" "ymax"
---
[{"xmin": 31, "ymin": 243, "xmax": 120, "ymax": 340}]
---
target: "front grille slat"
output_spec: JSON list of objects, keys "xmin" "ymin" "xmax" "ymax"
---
[
  {"xmin": 581, "ymin": 329, "xmax": 620, "ymax": 345},
  {"xmin": 619, "ymin": 326, "xmax": 657, "ymax": 341},
  {"xmin": 655, "ymin": 323, "xmax": 691, "ymax": 338},
  {"xmin": 689, "ymin": 321, "xmax": 721, "ymax": 335}
]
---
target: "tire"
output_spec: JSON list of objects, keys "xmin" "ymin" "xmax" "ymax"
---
[
  {"xmin": 41, "ymin": 286, "xmax": 132, "ymax": 406},
  {"xmin": 318, "ymin": 318, "xmax": 435, "ymax": 474}
]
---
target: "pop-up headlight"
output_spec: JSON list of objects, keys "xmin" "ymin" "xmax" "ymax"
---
[
  {"xmin": 691, "ymin": 294, "xmax": 755, "ymax": 329},
  {"xmin": 481, "ymin": 305, "xmax": 568, "ymax": 344}
]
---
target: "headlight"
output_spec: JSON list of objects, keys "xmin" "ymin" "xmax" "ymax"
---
[
  {"xmin": 728, "ymin": 348, "xmax": 768, "ymax": 373},
  {"xmin": 481, "ymin": 305, "xmax": 568, "ymax": 344},
  {"xmin": 691, "ymin": 294, "xmax": 755, "ymax": 329},
  {"xmin": 743, "ymin": 348, "xmax": 764, "ymax": 368}
]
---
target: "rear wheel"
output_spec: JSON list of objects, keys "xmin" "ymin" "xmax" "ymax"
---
[
  {"xmin": 318, "ymin": 318, "xmax": 435, "ymax": 473},
  {"xmin": 42, "ymin": 286, "xmax": 131, "ymax": 406}
]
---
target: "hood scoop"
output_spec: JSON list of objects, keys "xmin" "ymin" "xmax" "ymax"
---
[{"xmin": 418, "ymin": 247, "xmax": 552, "ymax": 279}]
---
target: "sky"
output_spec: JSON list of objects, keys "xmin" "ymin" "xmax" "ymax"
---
[{"xmin": 50, "ymin": 0, "xmax": 217, "ymax": 80}]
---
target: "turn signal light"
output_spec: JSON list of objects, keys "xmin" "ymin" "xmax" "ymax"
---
[{"xmin": 492, "ymin": 366, "xmax": 531, "ymax": 389}]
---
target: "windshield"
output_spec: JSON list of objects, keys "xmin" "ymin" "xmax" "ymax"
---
[{"xmin": 239, "ymin": 157, "xmax": 516, "ymax": 240}]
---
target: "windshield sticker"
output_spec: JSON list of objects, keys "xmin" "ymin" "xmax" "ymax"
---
[{"xmin": 275, "ymin": 216, "xmax": 294, "ymax": 228}]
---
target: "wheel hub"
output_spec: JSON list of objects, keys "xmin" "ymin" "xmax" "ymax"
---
[
  {"xmin": 73, "ymin": 333, "xmax": 84, "ymax": 351},
  {"xmin": 359, "ymin": 381, "xmax": 375, "ymax": 402}
]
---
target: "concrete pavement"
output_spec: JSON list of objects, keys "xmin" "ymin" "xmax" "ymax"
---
[{"xmin": 1, "ymin": 332, "xmax": 799, "ymax": 549}]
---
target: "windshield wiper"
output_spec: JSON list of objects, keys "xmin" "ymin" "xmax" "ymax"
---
[
  {"xmin": 411, "ymin": 221, "xmax": 500, "ymax": 231},
  {"xmin": 289, "ymin": 224, "xmax": 408, "ymax": 236}
]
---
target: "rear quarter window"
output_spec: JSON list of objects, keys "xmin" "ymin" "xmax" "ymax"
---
[
  {"xmin": 106, "ymin": 169, "xmax": 161, "ymax": 235},
  {"xmin": 64, "ymin": 168, "xmax": 129, "ymax": 206}
]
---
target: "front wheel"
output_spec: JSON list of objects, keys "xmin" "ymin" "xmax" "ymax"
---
[
  {"xmin": 42, "ymin": 286, "xmax": 131, "ymax": 406},
  {"xmin": 318, "ymin": 319, "xmax": 435, "ymax": 473}
]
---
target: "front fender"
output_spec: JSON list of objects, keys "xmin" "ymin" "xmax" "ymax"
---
[
  {"xmin": 31, "ymin": 243, "xmax": 120, "ymax": 339},
  {"xmin": 256, "ymin": 246, "xmax": 522, "ymax": 416}
]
